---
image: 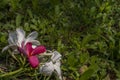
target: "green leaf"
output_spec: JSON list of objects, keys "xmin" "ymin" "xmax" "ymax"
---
[
  {"xmin": 50, "ymin": 0, "xmax": 60, "ymax": 5},
  {"xmin": 81, "ymin": 34, "xmax": 98, "ymax": 48},
  {"xmin": 16, "ymin": 14, "xmax": 22, "ymax": 27},
  {"xmin": 67, "ymin": 53, "xmax": 78, "ymax": 67},
  {"xmin": 10, "ymin": 0, "xmax": 18, "ymax": 10},
  {"xmin": 32, "ymin": 0, "xmax": 39, "ymax": 11},
  {"xmin": 27, "ymin": 9, "xmax": 33, "ymax": 18},
  {"xmin": 80, "ymin": 69, "xmax": 94, "ymax": 80},
  {"xmin": 79, "ymin": 53, "xmax": 89, "ymax": 64},
  {"xmin": 55, "ymin": 5, "xmax": 60, "ymax": 15},
  {"xmin": 95, "ymin": 0, "xmax": 100, "ymax": 7},
  {"xmin": 0, "ymin": 36, "xmax": 6, "ymax": 42}
]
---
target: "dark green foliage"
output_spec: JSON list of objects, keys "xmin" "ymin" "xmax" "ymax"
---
[{"xmin": 0, "ymin": 0, "xmax": 120, "ymax": 79}]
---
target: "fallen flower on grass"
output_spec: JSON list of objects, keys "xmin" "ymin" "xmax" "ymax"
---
[
  {"xmin": 2, "ymin": 28, "xmax": 62, "ymax": 78},
  {"xmin": 2, "ymin": 28, "xmax": 40, "ymax": 53},
  {"xmin": 2, "ymin": 28, "xmax": 45, "ymax": 68},
  {"xmin": 40, "ymin": 51, "xmax": 62, "ymax": 80}
]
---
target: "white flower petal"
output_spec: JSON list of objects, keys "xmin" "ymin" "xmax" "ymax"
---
[
  {"xmin": 26, "ymin": 31, "xmax": 38, "ymax": 40},
  {"xmin": 24, "ymin": 31, "xmax": 38, "ymax": 45},
  {"xmin": 54, "ymin": 61, "xmax": 62, "ymax": 80},
  {"xmin": 51, "ymin": 51, "xmax": 62, "ymax": 62},
  {"xmin": 16, "ymin": 28, "xmax": 25, "ymax": 47},
  {"xmin": 40, "ymin": 61, "xmax": 54, "ymax": 75},
  {"xmin": 29, "ymin": 40, "xmax": 40, "ymax": 45},
  {"xmin": 8, "ymin": 32, "xmax": 17, "ymax": 45},
  {"xmin": 55, "ymin": 60, "xmax": 61, "ymax": 67},
  {"xmin": 8, "ymin": 38, "xmax": 13, "ymax": 44},
  {"xmin": 32, "ymin": 45, "xmax": 37, "ymax": 49},
  {"xmin": 2, "ymin": 44, "xmax": 16, "ymax": 52}
]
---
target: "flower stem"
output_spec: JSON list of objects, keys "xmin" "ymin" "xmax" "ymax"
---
[
  {"xmin": 41, "ymin": 53, "xmax": 52, "ymax": 56},
  {"xmin": 0, "ymin": 68, "xmax": 23, "ymax": 77}
]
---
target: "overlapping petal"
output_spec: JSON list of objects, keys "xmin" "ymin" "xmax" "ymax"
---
[
  {"xmin": 29, "ymin": 56, "xmax": 39, "ymax": 68},
  {"xmin": 24, "ymin": 31, "xmax": 38, "ymax": 46},
  {"xmin": 29, "ymin": 40, "xmax": 40, "ymax": 46},
  {"xmin": 31, "ymin": 46, "xmax": 46, "ymax": 55},
  {"xmin": 16, "ymin": 28, "xmax": 25, "ymax": 47},
  {"xmin": 18, "ymin": 47, "xmax": 26, "ymax": 55},
  {"xmin": 25, "ymin": 42, "xmax": 33, "ymax": 56},
  {"xmin": 25, "ymin": 42, "xmax": 46, "ymax": 68}
]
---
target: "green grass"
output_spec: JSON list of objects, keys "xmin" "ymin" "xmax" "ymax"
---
[{"xmin": 0, "ymin": 0, "xmax": 120, "ymax": 80}]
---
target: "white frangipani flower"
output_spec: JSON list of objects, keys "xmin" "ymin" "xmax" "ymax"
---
[
  {"xmin": 2, "ymin": 28, "xmax": 40, "ymax": 53},
  {"xmin": 40, "ymin": 51, "xmax": 62, "ymax": 80}
]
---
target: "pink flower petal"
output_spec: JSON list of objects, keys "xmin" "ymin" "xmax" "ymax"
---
[
  {"xmin": 29, "ymin": 56, "xmax": 39, "ymax": 68},
  {"xmin": 31, "ymin": 45, "xmax": 46, "ymax": 55},
  {"xmin": 17, "ymin": 47, "xmax": 26, "ymax": 54},
  {"xmin": 25, "ymin": 42, "xmax": 33, "ymax": 56},
  {"xmin": 21, "ymin": 41, "xmax": 25, "ymax": 48}
]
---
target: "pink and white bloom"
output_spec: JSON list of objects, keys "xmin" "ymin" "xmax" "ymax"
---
[
  {"xmin": 40, "ymin": 51, "xmax": 62, "ymax": 80},
  {"xmin": 2, "ymin": 28, "xmax": 40, "ymax": 53},
  {"xmin": 25, "ymin": 42, "xmax": 46, "ymax": 68}
]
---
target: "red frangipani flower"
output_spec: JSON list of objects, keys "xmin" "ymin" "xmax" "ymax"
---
[{"xmin": 25, "ymin": 42, "xmax": 46, "ymax": 68}]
